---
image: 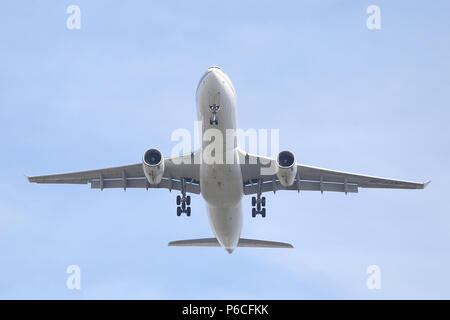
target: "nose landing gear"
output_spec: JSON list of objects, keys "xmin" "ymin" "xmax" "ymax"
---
[
  {"xmin": 251, "ymin": 179, "xmax": 266, "ymax": 218},
  {"xmin": 209, "ymin": 104, "xmax": 221, "ymax": 125},
  {"xmin": 176, "ymin": 178, "xmax": 191, "ymax": 216}
]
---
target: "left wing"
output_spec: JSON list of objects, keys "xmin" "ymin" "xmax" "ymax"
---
[
  {"xmin": 238, "ymin": 150, "xmax": 430, "ymax": 195},
  {"xmin": 28, "ymin": 153, "xmax": 201, "ymax": 194}
]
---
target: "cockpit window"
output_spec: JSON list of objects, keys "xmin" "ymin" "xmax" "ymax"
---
[{"xmin": 196, "ymin": 66, "xmax": 237, "ymax": 96}]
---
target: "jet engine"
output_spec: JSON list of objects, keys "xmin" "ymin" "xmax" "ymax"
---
[
  {"xmin": 276, "ymin": 150, "xmax": 297, "ymax": 187},
  {"xmin": 142, "ymin": 148, "xmax": 165, "ymax": 185}
]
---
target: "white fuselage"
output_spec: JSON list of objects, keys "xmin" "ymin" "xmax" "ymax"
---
[{"xmin": 196, "ymin": 67, "xmax": 243, "ymax": 253}]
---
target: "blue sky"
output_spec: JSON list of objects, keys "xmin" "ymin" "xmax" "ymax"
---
[{"xmin": 0, "ymin": 0, "xmax": 449, "ymax": 299}]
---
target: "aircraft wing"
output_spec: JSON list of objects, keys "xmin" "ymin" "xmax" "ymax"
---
[
  {"xmin": 238, "ymin": 150, "xmax": 430, "ymax": 195},
  {"xmin": 27, "ymin": 153, "xmax": 201, "ymax": 194}
]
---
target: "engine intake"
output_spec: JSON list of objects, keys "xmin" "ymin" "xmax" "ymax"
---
[
  {"xmin": 276, "ymin": 150, "xmax": 297, "ymax": 187},
  {"xmin": 142, "ymin": 148, "xmax": 164, "ymax": 184}
]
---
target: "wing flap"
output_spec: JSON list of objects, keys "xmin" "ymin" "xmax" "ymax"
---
[
  {"xmin": 90, "ymin": 177, "xmax": 200, "ymax": 194},
  {"xmin": 244, "ymin": 179, "xmax": 358, "ymax": 195}
]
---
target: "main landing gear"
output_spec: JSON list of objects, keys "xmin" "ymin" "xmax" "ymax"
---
[
  {"xmin": 209, "ymin": 104, "xmax": 220, "ymax": 125},
  {"xmin": 251, "ymin": 179, "xmax": 266, "ymax": 218},
  {"xmin": 176, "ymin": 178, "xmax": 191, "ymax": 216}
]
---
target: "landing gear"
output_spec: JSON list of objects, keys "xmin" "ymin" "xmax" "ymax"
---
[
  {"xmin": 209, "ymin": 104, "xmax": 221, "ymax": 126},
  {"xmin": 176, "ymin": 178, "xmax": 192, "ymax": 216},
  {"xmin": 251, "ymin": 179, "xmax": 266, "ymax": 218}
]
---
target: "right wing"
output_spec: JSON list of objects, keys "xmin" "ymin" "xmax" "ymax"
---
[
  {"xmin": 27, "ymin": 152, "xmax": 201, "ymax": 194},
  {"xmin": 239, "ymin": 150, "xmax": 430, "ymax": 195}
]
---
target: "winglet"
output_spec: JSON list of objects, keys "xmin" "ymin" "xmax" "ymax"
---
[
  {"xmin": 423, "ymin": 180, "xmax": 431, "ymax": 188},
  {"xmin": 24, "ymin": 174, "xmax": 31, "ymax": 183}
]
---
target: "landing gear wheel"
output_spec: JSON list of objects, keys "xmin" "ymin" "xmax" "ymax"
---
[
  {"xmin": 176, "ymin": 195, "xmax": 181, "ymax": 205},
  {"xmin": 176, "ymin": 207, "xmax": 181, "ymax": 216},
  {"xmin": 186, "ymin": 195, "xmax": 191, "ymax": 205},
  {"xmin": 252, "ymin": 208, "xmax": 256, "ymax": 218},
  {"xmin": 210, "ymin": 119, "xmax": 213, "ymax": 125},
  {"xmin": 214, "ymin": 119, "xmax": 218, "ymax": 125},
  {"xmin": 261, "ymin": 197, "xmax": 266, "ymax": 207},
  {"xmin": 261, "ymin": 208, "xmax": 266, "ymax": 218},
  {"xmin": 252, "ymin": 197, "xmax": 256, "ymax": 206},
  {"xmin": 186, "ymin": 207, "xmax": 191, "ymax": 216}
]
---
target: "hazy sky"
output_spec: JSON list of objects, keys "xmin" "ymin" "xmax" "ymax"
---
[{"xmin": 1, "ymin": 0, "xmax": 449, "ymax": 299}]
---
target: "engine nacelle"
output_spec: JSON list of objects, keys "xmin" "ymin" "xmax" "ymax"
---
[
  {"xmin": 276, "ymin": 150, "xmax": 297, "ymax": 187},
  {"xmin": 142, "ymin": 148, "xmax": 165, "ymax": 185}
]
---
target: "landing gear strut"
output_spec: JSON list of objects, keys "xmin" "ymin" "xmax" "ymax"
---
[
  {"xmin": 176, "ymin": 177, "xmax": 191, "ymax": 216},
  {"xmin": 251, "ymin": 178, "xmax": 266, "ymax": 218},
  {"xmin": 209, "ymin": 104, "xmax": 220, "ymax": 125}
]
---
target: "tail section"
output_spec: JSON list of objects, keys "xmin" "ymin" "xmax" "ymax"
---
[{"xmin": 168, "ymin": 237, "xmax": 293, "ymax": 248}]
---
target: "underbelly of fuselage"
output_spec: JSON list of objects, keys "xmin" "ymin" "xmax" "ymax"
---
[
  {"xmin": 200, "ymin": 154, "xmax": 243, "ymax": 252},
  {"xmin": 196, "ymin": 66, "xmax": 243, "ymax": 252},
  {"xmin": 200, "ymin": 151, "xmax": 243, "ymax": 207}
]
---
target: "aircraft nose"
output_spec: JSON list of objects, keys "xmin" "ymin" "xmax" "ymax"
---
[
  {"xmin": 205, "ymin": 68, "xmax": 222, "ymax": 84},
  {"xmin": 225, "ymin": 247, "xmax": 234, "ymax": 254}
]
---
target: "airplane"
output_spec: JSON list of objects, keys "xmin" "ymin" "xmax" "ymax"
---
[{"xmin": 28, "ymin": 66, "xmax": 430, "ymax": 254}]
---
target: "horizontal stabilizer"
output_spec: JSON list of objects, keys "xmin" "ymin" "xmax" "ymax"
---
[
  {"xmin": 168, "ymin": 238, "xmax": 293, "ymax": 248},
  {"xmin": 238, "ymin": 238, "xmax": 293, "ymax": 248},
  {"xmin": 168, "ymin": 238, "xmax": 220, "ymax": 247}
]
